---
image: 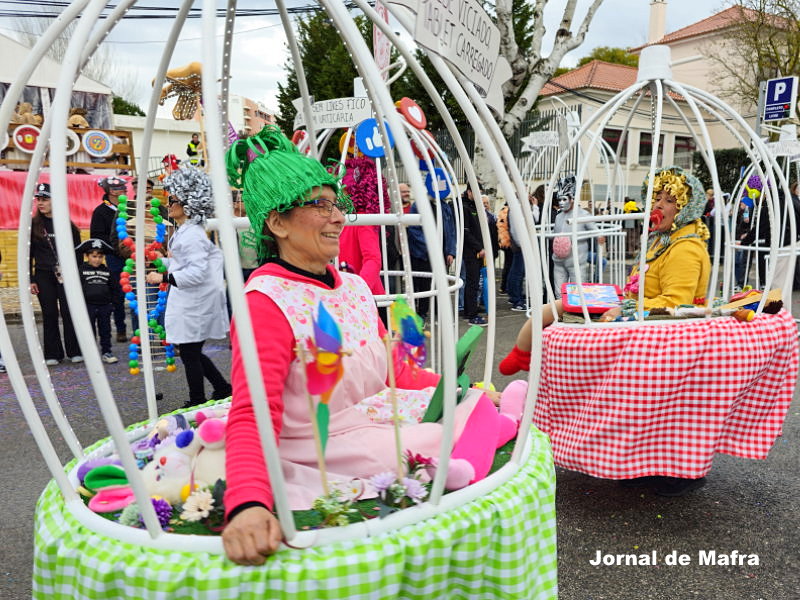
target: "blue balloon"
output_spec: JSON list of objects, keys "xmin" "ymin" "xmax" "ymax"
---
[{"xmin": 128, "ymin": 352, "xmax": 139, "ymax": 360}]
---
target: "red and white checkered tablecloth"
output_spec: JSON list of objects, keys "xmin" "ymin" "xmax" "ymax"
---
[{"xmin": 533, "ymin": 309, "xmax": 799, "ymax": 479}]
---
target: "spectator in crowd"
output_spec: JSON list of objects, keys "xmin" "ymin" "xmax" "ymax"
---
[
  {"xmin": 90, "ymin": 176, "xmax": 129, "ymax": 342},
  {"xmin": 186, "ymin": 133, "xmax": 204, "ymax": 167},
  {"xmin": 477, "ymin": 194, "xmax": 499, "ymax": 310},
  {"xmin": 460, "ymin": 186, "xmax": 487, "ymax": 326},
  {"xmin": 504, "ymin": 185, "xmax": 545, "ymax": 311},
  {"xmin": 146, "ymin": 167, "xmax": 231, "ymax": 408},
  {"xmin": 406, "ymin": 190, "xmax": 456, "ymax": 320},
  {"xmin": 339, "ymin": 156, "xmax": 388, "ymax": 298},
  {"xmin": 233, "ymin": 189, "xmax": 260, "ymax": 282},
  {"xmin": 76, "ymin": 239, "xmax": 118, "ymax": 364},
  {"xmin": 384, "ymin": 182, "xmax": 412, "ymax": 294},
  {"xmin": 734, "ymin": 198, "xmax": 752, "ymax": 289},
  {"xmin": 29, "ymin": 183, "xmax": 82, "ymax": 365}
]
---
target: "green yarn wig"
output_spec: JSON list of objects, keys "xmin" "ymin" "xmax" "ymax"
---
[{"xmin": 225, "ymin": 124, "xmax": 352, "ymax": 262}]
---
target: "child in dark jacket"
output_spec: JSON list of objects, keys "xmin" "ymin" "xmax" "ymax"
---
[{"xmin": 76, "ymin": 239, "xmax": 118, "ymax": 364}]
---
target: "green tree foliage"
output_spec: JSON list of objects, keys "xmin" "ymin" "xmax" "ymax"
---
[
  {"xmin": 276, "ymin": 13, "xmax": 371, "ymax": 134},
  {"xmin": 577, "ymin": 46, "xmax": 639, "ymax": 68},
  {"xmin": 112, "ymin": 96, "xmax": 144, "ymax": 117},
  {"xmin": 692, "ymin": 148, "xmax": 750, "ymax": 193}
]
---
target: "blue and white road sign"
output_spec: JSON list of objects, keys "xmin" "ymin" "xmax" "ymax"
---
[{"xmin": 763, "ymin": 76, "xmax": 798, "ymax": 122}]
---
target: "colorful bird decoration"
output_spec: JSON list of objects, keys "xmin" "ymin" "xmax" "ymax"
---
[
  {"xmin": 389, "ymin": 296, "xmax": 427, "ymax": 370},
  {"xmin": 304, "ymin": 301, "xmax": 345, "ymax": 452}
]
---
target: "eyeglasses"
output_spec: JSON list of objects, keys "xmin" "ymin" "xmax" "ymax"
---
[
  {"xmin": 297, "ymin": 197, "xmax": 349, "ymax": 217},
  {"xmin": 168, "ymin": 198, "xmax": 179, "ymax": 205}
]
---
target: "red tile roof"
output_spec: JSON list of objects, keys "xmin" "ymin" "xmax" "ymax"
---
[
  {"xmin": 540, "ymin": 60, "xmax": 638, "ymax": 96},
  {"xmin": 632, "ymin": 6, "xmax": 758, "ymax": 51}
]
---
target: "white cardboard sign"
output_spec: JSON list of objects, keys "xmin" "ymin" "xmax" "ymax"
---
[{"xmin": 293, "ymin": 97, "xmax": 372, "ymax": 130}]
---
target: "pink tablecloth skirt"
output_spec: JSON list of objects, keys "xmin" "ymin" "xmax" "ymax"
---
[{"xmin": 534, "ymin": 309, "xmax": 799, "ymax": 479}]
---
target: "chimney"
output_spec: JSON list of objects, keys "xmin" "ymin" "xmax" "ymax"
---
[{"xmin": 648, "ymin": 0, "xmax": 667, "ymax": 44}]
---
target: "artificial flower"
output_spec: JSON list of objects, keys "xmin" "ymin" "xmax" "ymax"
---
[{"xmin": 180, "ymin": 488, "xmax": 215, "ymax": 522}]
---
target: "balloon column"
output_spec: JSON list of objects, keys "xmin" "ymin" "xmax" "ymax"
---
[{"xmin": 115, "ymin": 194, "xmax": 177, "ymax": 375}]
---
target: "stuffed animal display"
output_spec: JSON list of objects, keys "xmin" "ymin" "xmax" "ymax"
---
[{"xmin": 78, "ymin": 408, "xmax": 228, "ymax": 511}]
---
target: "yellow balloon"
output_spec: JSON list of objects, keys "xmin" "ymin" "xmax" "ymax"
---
[
  {"xmin": 180, "ymin": 483, "xmax": 198, "ymax": 502},
  {"xmin": 166, "ymin": 364, "xmax": 177, "ymax": 372},
  {"xmin": 129, "ymin": 367, "xmax": 140, "ymax": 375}
]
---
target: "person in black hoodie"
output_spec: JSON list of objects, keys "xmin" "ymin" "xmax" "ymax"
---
[
  {"xmin": 461, "ymin": 186, "xmax": 487, "ymax": 326},
  {"xmin": 76, "ymin": 238, "xmax": 118, "ymax": 364},
  {"xmin": 90, "ymin": 176, "xmax": 129, "ymax": 342},
  {"xmin": 29, "ymin": 183, "xmax": 82, "ymax": 365}
]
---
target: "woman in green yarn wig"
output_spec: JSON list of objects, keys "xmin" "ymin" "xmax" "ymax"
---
[
  {"xmin": 225, "ymin": 124, "xmax": 353, "ymax": 264},
  {"xmin": 221, "ymin": 125, "xmax": 527, "ymax": 566}
]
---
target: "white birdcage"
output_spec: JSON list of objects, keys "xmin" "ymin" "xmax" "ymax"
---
[
  {"xmin": 0, "ymin": 1, "xmax": 554, "ymax": 597},
  {"xmin": 535, "ymin": 44, "xmax": 795, "ymax": 322}
]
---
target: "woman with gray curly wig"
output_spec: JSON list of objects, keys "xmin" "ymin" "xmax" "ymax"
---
[{"xmin": 146, "ymin": 166, "xmax": 231, "ymax": 408}]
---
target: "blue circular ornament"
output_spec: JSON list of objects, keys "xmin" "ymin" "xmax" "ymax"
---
[
  {"xmin": 425, "ymin": 168, "xmax": 451, "ymax": 199},
  {"xmin": 355, "ymin": 118, "xmax": 394, "ymax": 158}
]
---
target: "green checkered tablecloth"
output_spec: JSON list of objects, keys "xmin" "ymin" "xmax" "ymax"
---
[{"xmin": 32, "ymin": 427, "xmax": 557, "ymax": 600}]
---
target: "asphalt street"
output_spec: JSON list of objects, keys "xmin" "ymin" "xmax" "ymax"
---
[{"xmin": 1, "ymin": 297, "xmax": 799, "ymax": 600}]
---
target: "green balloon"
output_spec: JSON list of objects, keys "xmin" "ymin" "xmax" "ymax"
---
[
  {"xmin": 148, "ymin": 319, "xmax": 157, "ymax": 328},
  {"xmin": 123, "ymin": 266, "xmax": 133, "ymax": 274},
  {"xmin": 128, "ymin": 359, "xmax": 139, "ymax": 368},
  {"xmin": 118, "ymin": 194, "xmax": 128, "ymax": 202},
  {"xmin": 151, "ymin": 198, "xmax": 160, "ymax": 207},
  {"xmin": 118, "ymin": 212, "xmax": 128, "ymax": 220},
  {"xmin": 157, "ymin": 265, "xmax": 166, "ymax": 273},
  {"xmin": 153, "ymin": 216, "xmax": 163, "ymax": 224}
]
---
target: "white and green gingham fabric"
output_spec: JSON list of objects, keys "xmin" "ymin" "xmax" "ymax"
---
[{"xmin": 32, "ymin": 427, "xmax": 557, "ymax": 600}]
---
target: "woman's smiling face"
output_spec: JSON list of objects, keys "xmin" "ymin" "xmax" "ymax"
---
[{"xmin": 268, "ymin": 186, "xmax": 345, "ymax": 274}]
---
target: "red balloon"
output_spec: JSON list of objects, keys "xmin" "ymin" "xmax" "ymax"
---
[
  {"xmin": 130, "ymin": 336, "xmax": 141, "ymax": 345},
  {"xmin": 122, "ymin": 284, "xmax": 132, "ymax": 293}
]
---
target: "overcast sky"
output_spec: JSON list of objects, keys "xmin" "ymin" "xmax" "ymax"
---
[{"xmin": 0, "ymin": 0, "xmax": 725, "ymax": 114}]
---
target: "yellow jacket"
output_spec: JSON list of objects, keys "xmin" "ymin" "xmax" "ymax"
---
[{"xmin": 627, "ymin": 222, "xmax": 711, "ymax": 310}]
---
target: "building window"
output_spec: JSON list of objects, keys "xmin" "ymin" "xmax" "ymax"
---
[
  {"xmin": 638, "ymin": 132, "xmax": 664, "ymax": 165},
  {"xmin": 601, "ymin": 128, "xmax": 628, "ymax": 163},
  {"xmin": 673, "ymin": 135, "xmax": 696, "ymax": 170}
]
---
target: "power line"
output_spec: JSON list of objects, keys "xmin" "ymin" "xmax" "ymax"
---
[
  {"xmin": 0, "ymin": 1, "xmax": 361, "ymax": 18},
  {"xmin": 0, "ymin": 20, "xmax": 285, "ymax": 44}
]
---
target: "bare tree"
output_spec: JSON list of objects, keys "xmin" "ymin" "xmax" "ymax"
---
[
  {"xmin": 13, "ymin": 12, "xmax": 142, "ymax": 103},
  {"xmin": 705, "ymin": 0, "xmax": 800, "ymax": 117},
  {"xmin": 496, "ymin": 0, "xmax": 605, "ymax": 136}
]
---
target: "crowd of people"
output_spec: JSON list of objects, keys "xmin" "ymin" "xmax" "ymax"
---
[{"xmin": 4, "ymin": 123, "xmax": 798, "ymax": 567}]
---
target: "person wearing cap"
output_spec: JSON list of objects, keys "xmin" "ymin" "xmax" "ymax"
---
[
  {"xmin": 219, "ymin": 126, "xmax": 526, "ymax": 566},
  {"xmin": 29, "ymin": 182, "xmax": 83, "ymax": 365},
  {"xmin": 145, "ymin": 167, "xmax": 231, "ymax": 408},
  {"xmin": 76, "ymin": 239, "xmax": 118, "ymax": 364},
  {"xmin": 91, "ymin": 176, "xmax": 129, "ymax": 342},
  {"xmin": 550, "ymin": 174, "xmax": 603, "ymax": 299}
]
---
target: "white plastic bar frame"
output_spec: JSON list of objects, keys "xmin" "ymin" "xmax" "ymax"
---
[
  {"xmin": 320, "ymin": 0, "xmax": 459, "ymax": 506},
  {"xmin": 47, "ymin": 0, "xmax": 164, "ymax": 538},
  {"xmin": 131, "ymin": 0, "xmax": 196, "ymax": 421},
  {"xmin": 1, "ymin": 0, "xmax": 93, "ymax": 464},
  {"xmin": 201, "ymin": 0, "xmax": 297, "ymax": 543}
]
